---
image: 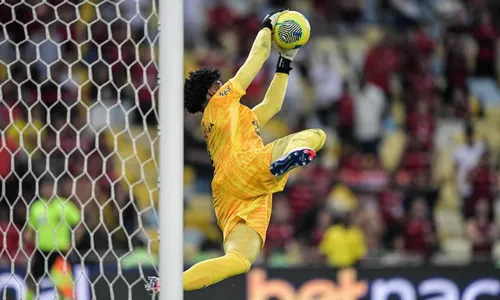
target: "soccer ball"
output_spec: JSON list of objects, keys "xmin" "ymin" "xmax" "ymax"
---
[{"xmin": 273, "ymin": 11, "xmax": 311, "ymax": 49}]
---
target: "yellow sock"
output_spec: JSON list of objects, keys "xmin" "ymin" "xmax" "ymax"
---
[{"xmin": 183, "ymin": 250, "xmax": 251, "ymax": 291}]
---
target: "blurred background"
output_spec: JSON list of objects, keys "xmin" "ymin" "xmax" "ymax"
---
[
  {"xmin": 1, "ymin": 0, "xmax": 500, "ymax": 298},
  {"xmin": 183, "ymin": 0, "xmax": 500, "ymax": 269}
]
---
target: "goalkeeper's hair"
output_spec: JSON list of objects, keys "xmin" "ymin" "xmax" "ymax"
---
[{"xmin": 184, "ymin": 67, "xmax": 221, "ymax": 114}]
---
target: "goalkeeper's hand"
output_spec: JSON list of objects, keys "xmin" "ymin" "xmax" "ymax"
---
[
  {"xmin": 261, "ymin": 9, "xmax": 288, "ymax": 30},
  {"xmin": 274, "ymin": 45, "xmax": 299, "ymax": 74},
  {"xmin": 275, "ymin": 44, "xmax": 300, "ymax": 61}
]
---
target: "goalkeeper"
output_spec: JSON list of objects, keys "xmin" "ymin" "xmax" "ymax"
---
[{"xmin": 147, "ymin": 9, "xmax": 325, "ymax": 293}]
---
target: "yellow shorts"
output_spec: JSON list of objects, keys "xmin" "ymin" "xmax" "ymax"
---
[{"xmin": 211, "ymin": 143, "xmax": 290, "ymax": 246}]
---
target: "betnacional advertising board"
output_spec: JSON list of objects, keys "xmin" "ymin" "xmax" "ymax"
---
[{"xmin": 0, "ymin": 265, "xmax": 499, "ymax": 299}]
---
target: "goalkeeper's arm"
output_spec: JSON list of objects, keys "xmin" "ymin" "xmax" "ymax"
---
[
  {"xmin": 232, "ymin": 9, "xmax": 287, "ymax": 90},
  {"xmin": 252, "ymin": 73, "xmax": 288, "ymax": 127},
  {"xmin": 232, "ymin": 28, "xmax": 272, "ymax": 91},
  {"xmin": 252, "ymin": 46, "xmax": 299, "ymax": 127}
]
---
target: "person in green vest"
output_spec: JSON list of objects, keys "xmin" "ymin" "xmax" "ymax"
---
[{"xmin": 27, "ymin": 178, "xmax": 80, "ymax": 300}]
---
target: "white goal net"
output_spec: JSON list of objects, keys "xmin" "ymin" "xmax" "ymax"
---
[{"xmin": 0, "ymin": 0, "xmax": 160, "ymax": 299}]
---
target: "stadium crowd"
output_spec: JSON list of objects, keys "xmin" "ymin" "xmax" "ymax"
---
[
  {"xmin": 183, "ymin": 0, "xmax": 500, "ymax": 267},
  {"xmin": 0, "ymin": 0, "xmax": 499, "ymax": 272}
]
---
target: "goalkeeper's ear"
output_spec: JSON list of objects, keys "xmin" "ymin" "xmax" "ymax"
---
[{"xmin": 206, "ymin": 81, "xmax": 222, "ymax": 99}]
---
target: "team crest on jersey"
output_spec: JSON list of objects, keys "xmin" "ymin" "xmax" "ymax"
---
[{"xmin": 219, "ymin": 86, "xmax": 231, "ymax": 97}]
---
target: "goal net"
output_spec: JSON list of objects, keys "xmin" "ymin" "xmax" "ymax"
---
[{"xmin": 0, "ymin": 0, "xmax": 160, "ymax": 299}]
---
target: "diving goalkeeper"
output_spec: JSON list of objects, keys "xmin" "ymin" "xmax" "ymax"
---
[{"xmin": 146, "ymin": 9, "xmax": 326, "ymax": 293}]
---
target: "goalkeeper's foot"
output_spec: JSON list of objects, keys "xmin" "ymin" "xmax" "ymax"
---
[
  {"xmin": 270, "ymin": 147, "xmax": 316, "ymax": 176},
  {"xmin": 145, "ymin": 276, "xmax": 160, "ymax": 295}
]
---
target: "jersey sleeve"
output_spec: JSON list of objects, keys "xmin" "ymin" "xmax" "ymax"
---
[{"xmin": 211, "ymin": 79, "xmax": 246, "ymax": 107}]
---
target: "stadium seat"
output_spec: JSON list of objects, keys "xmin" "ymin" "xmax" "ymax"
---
[
  {"xmin": 434, "ymin": 148, "xmax": 454, "ymax": 183},
  {"xmin": 442, "ymin": 238, "xmax": 471, "ymax": 263},
  {"xmin": 391, "ymin": 99, "xmax": 406, "ymax": 126},
  {"xmin": 435, "ymin": 209, "xmax": 465, "ymax": 241},
  {"xmin": 493, "ymin": 241, "xmax": 500, "ymax": 261},
  {"xmin": 434, "ymin": 238, "xmax": 471, "ymax": 265},
  {"xmin": 437, "ymin": 181, "xmax": 460, "ymax": 210},
  {"xmin": 380, "ymin": 130, "xmax": 406, "ymax": 172}
]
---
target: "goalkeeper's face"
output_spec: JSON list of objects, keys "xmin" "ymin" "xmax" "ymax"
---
[{"xmin": 198, "ymin": 81, "xmax": 222, "ymax": 112}]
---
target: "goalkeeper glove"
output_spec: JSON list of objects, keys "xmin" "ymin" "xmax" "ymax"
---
[
  {"xmin": 275, "ymin": 45, "xmax": 300, "ymax": 61},
  {"xmin": 275, "ymin": 45, "xmax": 300, "ymax": 74},
  {"xmin": 261, "ymin": 9, "xmax": 288, "ymax": 30}
]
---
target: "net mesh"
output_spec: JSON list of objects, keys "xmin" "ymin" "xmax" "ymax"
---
[{"xmin": 0, "ymin": 0, "xmax": 159, "ymax": 299}]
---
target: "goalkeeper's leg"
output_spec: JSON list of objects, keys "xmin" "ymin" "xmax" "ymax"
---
[
  {"xmin": 147, "ymin": 222, "xmax": 261, "ymax": 293},
  {"xmin": 182, "ymin": 222, "xmax": 260, "ymax": 291},
  {"xmin": 269, "ymin": 128, "xmax": 326, "ymax": 176}
]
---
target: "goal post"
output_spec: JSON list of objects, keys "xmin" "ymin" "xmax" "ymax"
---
[
  {"xmin": 0, "ymin": 0, "xmax": 180, "ymax": 298},
  {"xmin": 161, "ymin": 0, "xmax": 184, "ymax": 298}
]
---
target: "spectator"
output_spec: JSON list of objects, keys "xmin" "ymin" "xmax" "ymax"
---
[
  {"xmin": 286, "ymin": 168, "xmax": 316, "ymax": 225},
  {"xmin": 411, "ymin": 24, "xmax": 435, "ymax": 57},
  {"xmin": 354, "ymin": 81, "xmax": 386, "ymax": 155},
  {"xmin": 406, "ymin": 101, "xmax": 435, "ymax": 151},
  {"xmin": 319, "ymin": 212, "xmax": 367, "ymax": 268},
  {"xmin": 327, "ymin": 178, "xmax": 358, "ymax": 216},
  {"xmin": 363, "ymin": 35, "xmax": 400, "ymax": 99},
  {"xmin": 336, "ymin": 82, "xmax": 355, "ymax": 146},
  {"xmin": 378, "ymin": 177, "xmax": 404, "ymax": 247},
  {"xmin": 355, "ymin": 195, "xmax": 385, "ymax": 254},
  {"xmin": 466, "ymin": 199, "xmax": 497, "ymax": 260},
  {"xmin": 453, "ymin": 124, "xmax": 485, "ymax": 210},
  {"xmin": 311, "ymin": 53, "xmax": 343, "ymax": 126},
  {"xmin": 444, "ymin": 34, "xmax": 468, "ymax": 106},
  {"xmin": 335, "ymin": 0, "xmax": 363, "ymax": 26},
  {"xmin": 465, "ymin": 150, "xmax": 496, "ymax": 217},
  {"xmin": 0, "ymin": 209, "xmax": 30, "ymax": 266},
  {"xmin": 310, "ymin": 209, "xmax": 334, "ymax": 247},
  {"xmin": 473, "ymin": 11, "xmax": 497, "ymax": 78},
  {"xmin": 265, "ymin": 195, "xmax": 294, "ymax": 256},
  {"xmin": 404, "ymin": 56, "xmax": 436, "ymax": 112},
  {"xmin": 27, "ymin": 179, "xmax": 80, "ymax": 299},
  {"xmin": 207, "ymin": 0, "xmax": 236, "ymax": 37},
  {"xmin": 403, "ymin": 171, "xmax": 439, "ymax": 212},
  {"xmin": 0, "ymin": 127, "xmax": 16, "ymax": 180},
  {"xmin": 403, "ymin": 198, "xmax": 436, "ymax": 259},
  {"xmin": 399, "ymin": 139, "xmax": 431, "ymax": 177},
  {"xmin": 449, "ymin": 87, "xmax": 470, "ymax": 119}
]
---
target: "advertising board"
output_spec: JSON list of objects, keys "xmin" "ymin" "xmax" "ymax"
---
[{"xmin": 0, "ymin": 265, "xmax": 498, "ymax": 300}]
